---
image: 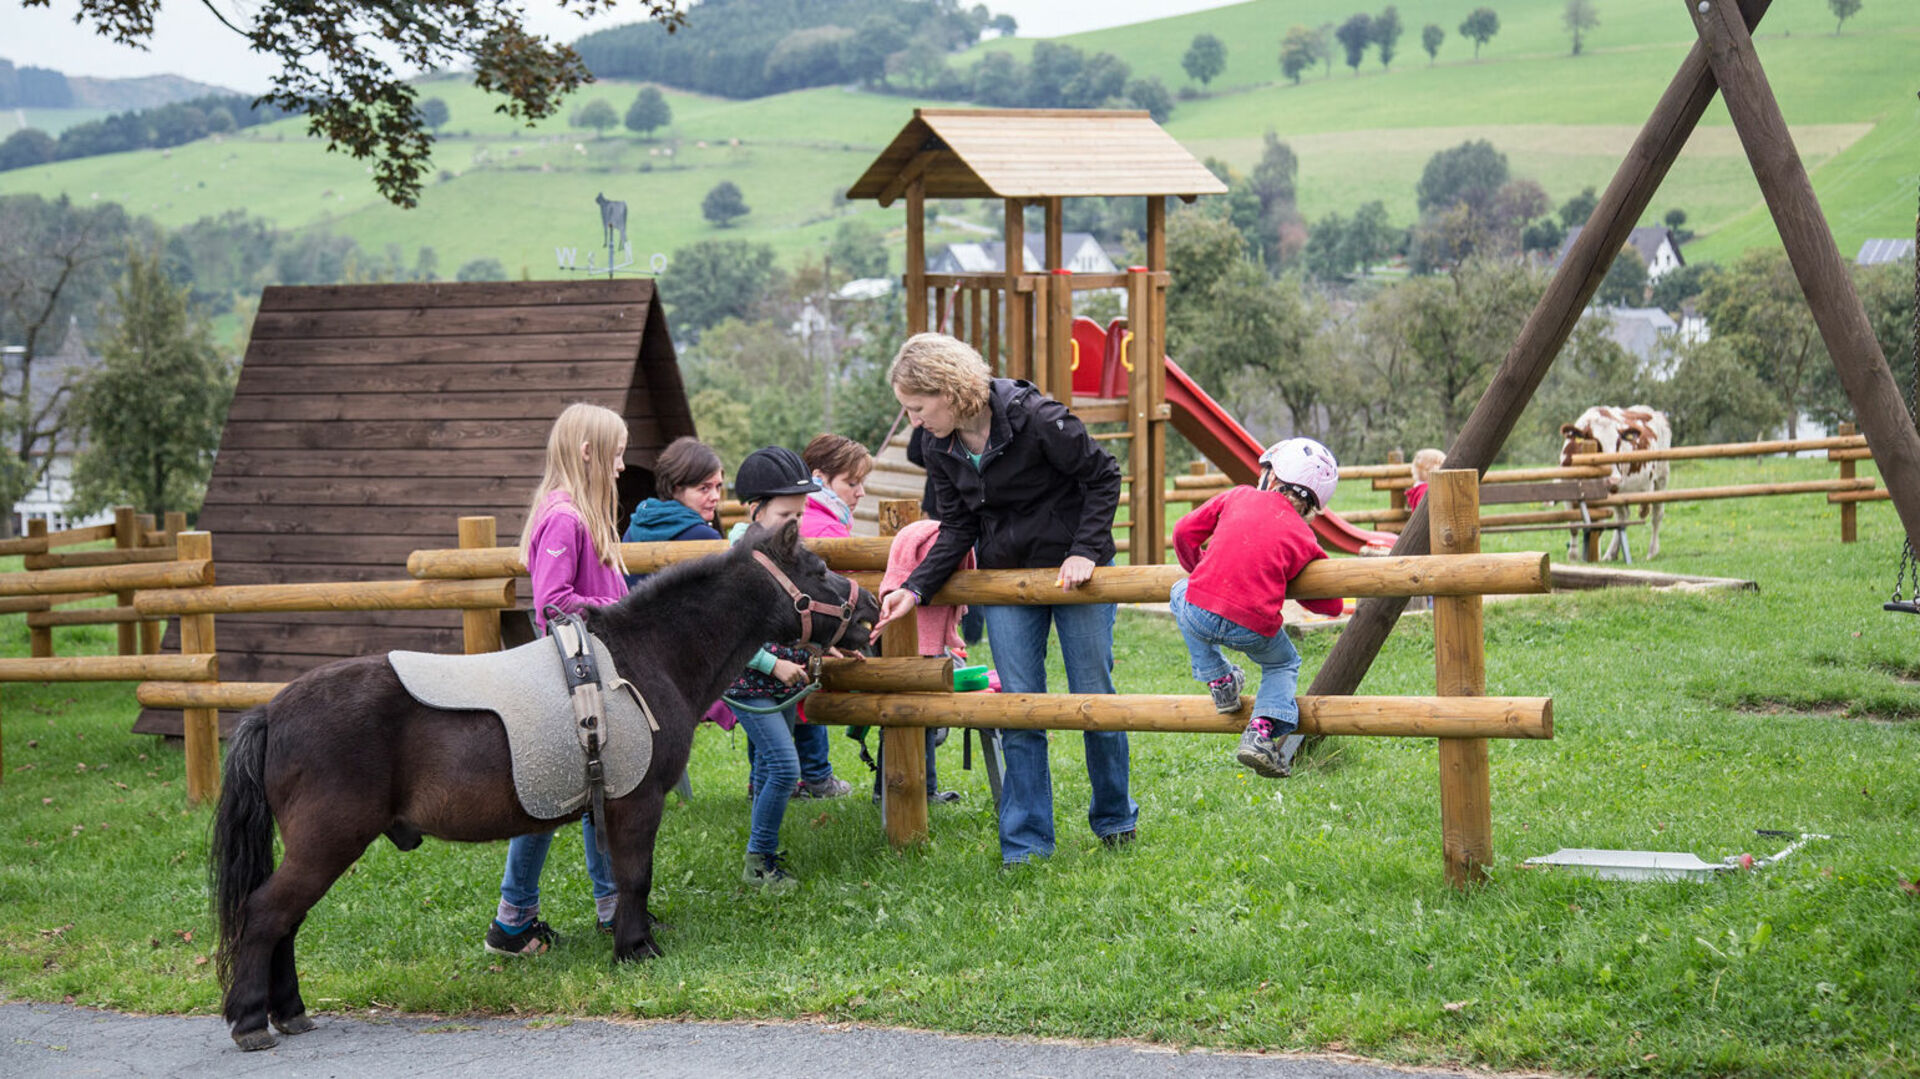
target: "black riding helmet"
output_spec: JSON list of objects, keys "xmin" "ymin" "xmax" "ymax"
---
[{"xmin": 734, "ymin": 446, "xmax": 820, "ymax": 504}]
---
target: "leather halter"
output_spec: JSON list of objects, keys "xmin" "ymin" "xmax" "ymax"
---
[{"xmin": 750, "ymin": 549, "xmax": 864, "ymax": 648}]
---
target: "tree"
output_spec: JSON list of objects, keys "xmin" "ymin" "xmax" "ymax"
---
[
  {"xmin": 67, "ymin": 247, "xmax": 232, "ymax": 518},
  {"xmin": 0, "ymin": 128, "xmax": 57, "ymax": 171},
  {"xmin": 702, "ymin": 181, "xmax": 750, "ymax": 228},
  {"xmin": 1559, "ymin": 186, "xmax": 1599, "ymax": 228},
  {"xmin": 417, "ymin": 96, "xmax": 449, "ymax": 132},
  {"xmin": 1459, "ymin": 7, "xmax": 1500, "ymax": 58},
  {"xmin": 1335, "ymin": 14, "xmax": 1373, "ymax": 75},
  {"xmin": 1700, "ymin": 248, "xmax": 1828, "ymax": 437},
  {"xmin": 1663, "ymin": 207, "xmax": 1694, "ymax": 245},
  {"xmin": 1250, "ymin": 132, "xmax": 1299, "ymax": 216},
  {"xmin": 1126, "ymin": 77, "xmax": 1174, "ymax": 123},
  {"xmin": 571, "ymin": 98, "xmax": 618, "ymax": 138},
  {"xmin": 1279, "ymin": 26, "xmax": 1318, "ymax": 85},
  {"xmin": 1652, "ymin": 338, "xmax": 1781, "ymax": 444},
  {"xmin": 969, "ymin": 51, "xmax": 1026, "ymax": 107},
  {"xmin": 1344, "ymin": 200, "xmax": 1397, "ymax": 274},
  {"xmin": 660, "ymin": 239, "xmax": 777, "ymax": 340},
  {"xmin": 1594, "ymin": 247, "xmax": 1648, "ymax": 307},
  {"xmin": 1389, "ymin": 257, "xmax": 1538, "ymax": 442},
  {"xmin": 0, "ymin": 194, "xmax": 138, "ymax": 535},
  {"xmin": 1563, "ymin": 0, "xmax": 1599, "ymax": 56},
  {"xmin": 624, "ymin": 86, "xmax": 671, "ymax": 138},
  {"xmin": 1649, "ymin": 260, "xmax": 1718, "ymax": 314},
  {"xmin": 1303, "ymin": 213, "xmax": 1351, "ymax": 282},
  {"xmin": 1416, "ymin": 139, "xmax": 1509, "ymax": 218},
  {"xmin": 455, "ymin": 257, "xmax": 508, "ymax": 282},
  {"xmin": 57, "ymin": 0, "xmax": 687, "ymax": 208},
  {"xmin": 827, "ymin": 219, "xmax": 888, "ymax": 281},
  {"xmin": 1828, "ymin": 0, "xmax": 1862, "ymax": 34},
  {"xmin": 1182, "ymin": 33, "xmax": 1226, "ymax": 86},
  {"xmin": 1372, "ymin": 6, "xmax": 1404, "ymax": 69},
  {"xmin": 1421, "ymin": 23, "xmax": 1445, "ymax": 65},
  {"xmin": 842, "ymin": 16, "xmax": 908, "ymax": 87},
  {"xmin": 989, "ymin": 13, "xmax": 1017, "ymax": 37}
]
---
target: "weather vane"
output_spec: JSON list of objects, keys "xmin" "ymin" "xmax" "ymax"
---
[{"xmin": 556, "ymin": 192, "xmax": 667, "ymax": 277}]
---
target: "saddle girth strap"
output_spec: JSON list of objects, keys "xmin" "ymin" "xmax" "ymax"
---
[{"xmin": 545, "ymin": 607, "xmax": 611, "ymax": 857}]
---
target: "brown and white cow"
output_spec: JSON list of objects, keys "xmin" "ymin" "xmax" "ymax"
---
[{"xmin": 1560, "ymin": 405, "xmax": 1672, "ymax": 559}]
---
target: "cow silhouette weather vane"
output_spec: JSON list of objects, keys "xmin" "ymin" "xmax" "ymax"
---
[{"xmin": 556, "ymin": 192, "xmax": 667, "ymax": 277}]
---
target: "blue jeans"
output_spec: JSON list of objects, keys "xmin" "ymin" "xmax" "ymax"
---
[
  {"xmin": 497, "ymin": 817, "xmax": 616, "ymax": 927},
  {"xmin": 734, "ymin": 698, "xmax": 800, "ymax": 856},
  {"xmin": 981, "ymin": 601, "xmax": 1136, "ymax": 864},
  {"xmin": 745, "ymin": 707, "xmax": 834, "ymax": 794},
  {"xmin": 1168, "ymin": 578, "xmax": 1302, "ymax": 733}
]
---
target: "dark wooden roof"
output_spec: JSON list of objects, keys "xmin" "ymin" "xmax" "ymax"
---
[
  {"xmin": 136, "ymin": 278, "xmax": 690, "ymax": 735},
  {"xmin": 846, "ymin": 108, "xmax": 1227, "ymax": 205}
]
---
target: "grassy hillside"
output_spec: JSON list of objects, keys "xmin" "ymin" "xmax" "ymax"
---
[
  {"xmin": 0, "ymin": 106, "xmax": 114, "ymax": 137},
  {"xmin": 0, "ymin": 0, "xmax": 1912, "ymax": 276}
]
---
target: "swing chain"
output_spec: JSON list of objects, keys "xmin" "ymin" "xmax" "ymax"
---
[{"xmin": 1893, "ymin": 167, "xmax": 1920, "ymax": 606}]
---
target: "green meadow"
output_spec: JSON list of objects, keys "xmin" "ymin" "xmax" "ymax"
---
[
  {"xmin": 1, "ymin": 0, "xmax": 1915, "ymax": 273},
  {"xmin": 1, "ymin": 456, "xmax": 1916, "ymax": 1077}
]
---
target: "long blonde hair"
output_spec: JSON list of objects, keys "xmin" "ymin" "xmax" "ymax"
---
[{"xmin": 520, "ymin": 402, "xmax": 629, "ymax": 574}]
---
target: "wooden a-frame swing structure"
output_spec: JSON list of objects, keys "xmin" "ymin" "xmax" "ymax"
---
[{"xmin": 1285, "ymin": 0, "xmax": 1920, "ymax": 860}]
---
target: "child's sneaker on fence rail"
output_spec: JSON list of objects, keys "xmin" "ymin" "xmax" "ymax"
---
[
  {"xmin": 1208, "ymin": 666, "xmax": 1246, "ymax": 713},
  {"xmin": 1235, "ymin": 718, "xmax": 1290, "ymax": 779},
  {"xmin": 795, "ymin": 776, "xmax": 852, "ymax": 799},
  {"xmin": 742, "ymin": 850, "xmax": 798, "ymax": 893},
  {"xmin": 484, "ymin": 919, "xmax": 556, "ymax": 957}
]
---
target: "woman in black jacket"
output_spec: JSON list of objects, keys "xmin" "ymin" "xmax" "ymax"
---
[{"xmin": 871, "ymin": 333, "xmax": 1136, "ymax": 866}]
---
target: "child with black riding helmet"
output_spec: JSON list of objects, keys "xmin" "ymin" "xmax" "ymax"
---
[
  {"xmin": 724, "ymin": 446, "xmax": 826, "ymax": 891},
  {"xmin": 1169, "ymin": 437, "xmax": 1346, "ymax": 780}
]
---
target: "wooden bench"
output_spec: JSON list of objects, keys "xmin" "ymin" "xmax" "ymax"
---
[{"xmin": 1476, "ymin": 478, "xmax": 1640, "ymax": 563}]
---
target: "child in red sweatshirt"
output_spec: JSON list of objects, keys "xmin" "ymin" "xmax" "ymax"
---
[{"xmin": 1170, "ymin": 438, "xmax": 1345, "ymax": 779}]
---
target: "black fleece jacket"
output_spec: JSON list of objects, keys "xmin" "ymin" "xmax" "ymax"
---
[{"xmin": 902, "ymin": 378, "xmax": 1121, "ymax": 601}]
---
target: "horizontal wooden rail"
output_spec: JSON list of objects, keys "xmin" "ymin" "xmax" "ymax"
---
[
  {"xmin": 408, "ymin": 536, "xmax": 899, "ymax": 579},
  {"xmin": 23, "ymin": 546, "xmax": 177, "ymax": 570},
  {"xmin": 0, "ymin": 559, "xmax": 213, "ymax": 597},
  {"xmin": 1594, "ymin": 477, "xmax": 1872, "ymax": 506},
  {"xmin": 1342, "ymin": 507, "xmax": 1586, "ymax": 527},
  {"xmin": 818, "ymin": 656, "xmax": 952, "ymax": 693},
  {"xmin": 0, "ymin": 592, "xmax": 112, "ymax": 614},
  {"xmin": 136, "ymin": 577, "xmax": 514, "ymax": 616},
  {"xmin": 1338, "ymin": 462, "xmax": 1414, "ymax": 480},
  {"xmin": 1829, "ymin": 488, "xmax": 1892, "ymax": 504},
  {"xmin": 0, "ymin": 652, "xmax": 215, "ymax": 683},
  {"xmin": 27, "ymin": 605, "xmax": 147, "ymax": 628},
  {"xmin": 0, "ymin": 522, "xmax": 117, "ymax": 556},
  {"xmin": 1828, "ymin": 447, "xmax": 1873, "ymax": 462},
  {"xmin": 1372, "ymin": 465, "xmax": 1611, "ymax": 491},
  {"xmin": 137, "ymin": 681, "xmax": 283, "ymax": 710},
  {"xmin": 806, "ymin": 692, "xmax": 1551, "ymax": 738},
  {"xmin": 928, "ymin": 553, "xmax": 1549, "ymax": 606},
  {"xmin": 1570, "ymin": 433, "xmax": 1866, "ymax": 466}
]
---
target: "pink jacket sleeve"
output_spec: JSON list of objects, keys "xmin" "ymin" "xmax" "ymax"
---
[{"xmin": 527, "ymin": 507, "xmax": 622, "ymax": 617}]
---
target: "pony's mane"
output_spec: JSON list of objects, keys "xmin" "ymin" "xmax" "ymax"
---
[{"xmin": 598, "ymin": 545, "xmax": 738, "ymax": 629}]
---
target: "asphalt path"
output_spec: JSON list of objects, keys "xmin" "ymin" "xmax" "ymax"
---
[{"xmin": 1, "ymin": 1002, "xmax": 1517, "ymax": 1079}]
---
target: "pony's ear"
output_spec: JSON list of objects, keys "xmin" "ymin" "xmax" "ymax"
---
[{"xmin": 775, "ymin": 518, "xmax": 802, "ymax": 561}]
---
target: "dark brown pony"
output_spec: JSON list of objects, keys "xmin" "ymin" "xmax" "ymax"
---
[{"xmin": 211, "ymin": 522, "xmax": 874, "ymax": 1050}]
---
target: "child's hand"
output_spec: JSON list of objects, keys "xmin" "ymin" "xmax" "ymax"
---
[
  {"xmin": 824, "ymin": 646, "xmax": 862, "ymax": 661},
  {"xmin": 1057, "ymin": 555, "xmax": 1095, "ymax": 590},
  {"xmin": 771, "ymin": 658, "xmax": 809, "ymax": 686}
]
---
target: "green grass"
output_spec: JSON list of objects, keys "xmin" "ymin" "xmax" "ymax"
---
[
  {"xmin": 3, "ymin": 457, "xmax": 1917, "ymax": 1076},
  {"xmin": 0, "ymin": 106, "xmax": 117, "ymax": 138},
  {"xmin": 1, "ymin": 0, "xmax": 1914, "ymax": 273}
]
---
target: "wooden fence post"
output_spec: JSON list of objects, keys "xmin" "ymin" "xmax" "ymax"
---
[
  {"xmin": 26, "ymin": 519, "xmax": 51, "ymax": 659},
  {"xmin": 158, "ymin": 512, "xmax": 187, "ymax": 653},
  {"xmin": 174, "ymin": 530, "xmax": 220, "ymax": 805},
  {"xmin": 1574, "ymin": 439, "xmax": 1604, "ymax": 562},
  {"xmin": 1430, "ymin": 470, "xmax": 1491, "ymax": 889},
  {"xmin": 135, "ymin": 514, "xmax": 162, "ymax": 653},
  {"xmin": 877, "ymin": 499, "xmax": 929, "ymax": 846},
  {"xmin": 1387, "ymin": 450, "xmax": 1406, "ymax": 514},
  {"xmin": 459, "ymin": 517, "xmax": 503, "ymax": 654},
  {"xmin": 1837, "ymin": 422, "xmax": 1857, "ymax": 544},
  {"xmin": 114, "ymin": 507, "xmax": 138, "ymax": 656}
]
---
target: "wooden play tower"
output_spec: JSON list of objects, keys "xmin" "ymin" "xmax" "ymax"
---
[{"xmin": 847, "ymin": 109, "xmax": 1227, "ymax": 564}]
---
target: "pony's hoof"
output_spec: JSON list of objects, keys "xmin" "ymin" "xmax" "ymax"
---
[
  {"xmin": 614, "ymin": 936, "xmax": 664, "ymax": 963},
  {"xmin": 232, "ymin": 1028, "xmax": 279, "ymax": 1051},
  {"xmin": 272, "ymin": 1012, "xmax": 316, "ymax": 1036}
]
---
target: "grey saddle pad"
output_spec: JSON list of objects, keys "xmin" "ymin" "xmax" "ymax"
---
[{"xmin": 388, "ymin": 634, "xmax": 654, "ymax": 821}]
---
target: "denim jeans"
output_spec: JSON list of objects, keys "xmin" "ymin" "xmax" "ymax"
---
[
  {"xmin": 981, "ymin": 600, "xmax": 1136, "ymax": 863},
  {"xmin": 734, "ymin": 698, "xmax": 800, "ymax": 856},
  {"xmin": 745, "ymin": 708, "xmax": 834, "ymax": 794},
  {"xmin": 1168, "ymin": 578, "xmax": 1302, "ymax": 733},
  {"xmin": 497, "ymin": 817, "xmax": 616, "ymax": 927}
]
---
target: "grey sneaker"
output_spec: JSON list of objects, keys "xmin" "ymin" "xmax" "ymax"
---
[
  {"xmin": 795, "ymin": 776, "xmax": 852, "ymax": 799},
  {"xmin": 1207, "ymin": 666, "xmax": 1246, "ymax": 713},
  {"xmin": 1235, "ymin": 723, "xmax": 1290, "ymax": 779},
  {"xmin": 742, "ymin": 850, "xmax": 798, "ymax": 893}
]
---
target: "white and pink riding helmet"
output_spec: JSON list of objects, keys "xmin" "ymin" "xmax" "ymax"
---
[{"xmin": 1258, "ymin": 437, "xmax": 1339, "ymax": 512}]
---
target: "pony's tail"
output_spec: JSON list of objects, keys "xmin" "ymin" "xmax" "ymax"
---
[{"xmin": 211, "ymin": 708, "xmax": 274, "ymax": 994}]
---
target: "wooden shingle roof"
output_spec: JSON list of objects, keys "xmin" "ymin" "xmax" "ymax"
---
[
  {"xmin": 137, "ymin": 278, "xmax": 691, "ymax": 735},
  {"xmin": 847, "ymin": 108, "xmax": 1228, "ymax": 204}
]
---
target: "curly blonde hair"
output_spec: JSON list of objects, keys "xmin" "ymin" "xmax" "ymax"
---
[{"xmin": 888, "ymin": 333, "xmax": 992, "ymax": 420}]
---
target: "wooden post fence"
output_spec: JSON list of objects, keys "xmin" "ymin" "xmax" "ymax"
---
[
  {"xmin": 1429, "ymin": 471, "xmax": 1492, "ymax": 888},
  {"xmin": 877, "ymin": 499, "xmax": 929, "ymax": 846},
  {"xmin": 460, "ymin": 516, "xmax": 503, "ymax": 655},
  {"xmin": 174, "ymin": 531, "xmax": 220, "ymax": 805}
]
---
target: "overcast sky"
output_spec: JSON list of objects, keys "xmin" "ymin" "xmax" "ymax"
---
[{"xmin": 7, "ymin": 0, "xmax": 1248, "ymax": 95}]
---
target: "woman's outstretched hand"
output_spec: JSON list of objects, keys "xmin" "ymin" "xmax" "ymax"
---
[
  {"xmin": 1057, "ymin": 555, "xmax": 1095, "ymax": 590},
  {"xmin": 869, "ymin": 588, "xmax": 919, "ymax": 643}
]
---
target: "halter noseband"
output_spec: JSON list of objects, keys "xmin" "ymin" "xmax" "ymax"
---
[{"xmin": 750, "ymin": 549, "xmax": 864, "ymax": 649}]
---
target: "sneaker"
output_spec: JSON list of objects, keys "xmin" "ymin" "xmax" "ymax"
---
[
  {"xmin": 1100, "ymin": 828, "xmax": 1137, "ymax": 850},
  {"xmin": 1235, "ymin": 721, "xmax": 1290, "ymax": 779},
  {"xmin": 483, "ymin": 918, "xmax": 556, "ymax": 957},
  {"xmin": 795, "ymin": 776, "xmax": 852, "ymax": 799},
  {"xmin": 597, "ymin": 917, "xmax": 614, "ymax": 935},
  {"xmin": 929, "ymin": 789, "xmax": 962, "ymax": 804},
  {"xmin": 742, "ymin": 850, "xmax": 798, "ymax": 893},
  {"xmin": 1207, "ymin": 666, "xmax": 1246, "ymax": 714}
]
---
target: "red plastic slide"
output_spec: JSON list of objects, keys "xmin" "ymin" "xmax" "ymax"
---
[{"xmin": 1163, "ymin": 359, "xmax": 1396, "ymax": 555}]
